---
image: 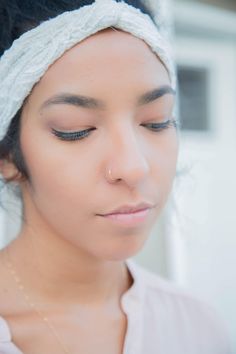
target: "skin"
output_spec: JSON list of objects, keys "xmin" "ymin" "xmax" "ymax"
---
[{"xmin": 0, "ymin": 28, "xmax": 179, "ymax": 352}]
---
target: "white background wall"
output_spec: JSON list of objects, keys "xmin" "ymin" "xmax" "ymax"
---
[
  {"xmin": 138, "ymin": 1, "xmax": 236, "ymax": 351},
  {"xmin": 170, "ymin": 1, "xmax": 236, "ymax": 351}
]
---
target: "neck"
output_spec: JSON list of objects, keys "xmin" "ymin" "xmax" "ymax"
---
[{"xmin": 6, "ymin": 227, "xmax": 133, "ymax": 310}]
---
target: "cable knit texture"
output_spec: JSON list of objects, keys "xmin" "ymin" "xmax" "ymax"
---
[{"xmin": 0, "ymin": 0, "xmax": 176, "ymax": 140}]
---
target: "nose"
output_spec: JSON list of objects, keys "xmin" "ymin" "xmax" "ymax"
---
[{"xmin": 106, "ymin": 124, "xmax": 150, "ymax": 188}]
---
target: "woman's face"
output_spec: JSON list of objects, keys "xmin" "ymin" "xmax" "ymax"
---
[{"xmin": 19, "ymin": 28, "xmax": 178, "ymax": 261}]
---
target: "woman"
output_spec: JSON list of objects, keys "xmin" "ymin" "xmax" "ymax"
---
[{"xmin": 0, "ymin": 0, "xmax": 231, "ymax": 353}]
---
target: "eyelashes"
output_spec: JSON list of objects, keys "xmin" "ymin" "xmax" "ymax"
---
[
  {"xmin": 143, "ymin": 119, "xmax": 178, "ymax": 132},
  {"xmin": 51, "ymin": 127, "xmax": 95, "ymax": 141},
  {"xmin": 51, "ymin": 119, "xmax": 178, "ymax": 142}
]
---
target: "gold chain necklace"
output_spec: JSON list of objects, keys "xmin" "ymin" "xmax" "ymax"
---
[{"xmin": 3, "ymin": 246, "xmax": 72, "ymax": 354}]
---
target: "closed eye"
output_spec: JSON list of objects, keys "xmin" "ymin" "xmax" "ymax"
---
[
  {"xmin": 51, "ymin": 127, "xmax": 96, "ymax": 141},
  {"xmin": 141, "ymin": 119, "xmax": 178, "ymax": 132},
  {"xmin": 51, "ymin": 119, "xmax": 178, "ymax": 142}
]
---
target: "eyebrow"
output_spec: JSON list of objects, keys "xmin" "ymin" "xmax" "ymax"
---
[{"xmin": 39, "ymin": 85, "xmax": 175, "ymax": 112}]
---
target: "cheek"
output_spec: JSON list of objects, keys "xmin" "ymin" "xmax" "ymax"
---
[
  {"xmin": 162, "ymin": 133, "xmax": 178, "ymax": 177},
  {"xmin": 153, "ymin": 130, "xmax": 179, "ymax": 196},
  {"xmin": 20, "ymin": 132, "xmax": 98, "ymax": 247},
  {"xmin": 20, "ymin": 126, "xmax": 95, "ymax": 215}
]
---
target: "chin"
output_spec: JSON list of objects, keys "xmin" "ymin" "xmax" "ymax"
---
[{"xmin": 103, "ymin": 237, "xmax": 148, "ymax": 262}]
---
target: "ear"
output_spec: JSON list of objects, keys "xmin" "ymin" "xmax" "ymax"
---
[{"xmin": 0, "ymin": 159, "xmax": 21, "ymax": 181}]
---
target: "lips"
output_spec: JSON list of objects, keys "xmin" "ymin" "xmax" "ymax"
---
[{"xmin": 100, "ymin": 202, "xmax": 154, "ymax": 216}]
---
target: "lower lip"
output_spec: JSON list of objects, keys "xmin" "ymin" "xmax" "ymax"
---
[{"xmin": 100, "ymin": 208, "xmax": 151, "ymax": 227}]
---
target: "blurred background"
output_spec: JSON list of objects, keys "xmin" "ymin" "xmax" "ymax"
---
[
  {"xmin": 139, "ymin": 0, "xmax": 236, "ymax": 350},
  {"xmin": 0, "ymin": 0, "xmax": 235, "ymax": 351}
]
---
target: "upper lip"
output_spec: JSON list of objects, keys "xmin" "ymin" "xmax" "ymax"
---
[{"xmin": 101, "ymin": 202, "xmax": 155, "ymax": 216}]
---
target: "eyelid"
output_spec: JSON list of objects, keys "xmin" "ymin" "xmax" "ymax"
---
[
  {"xmin": 51, "ymin": 119, "xmax": 177, "ymax": 142},
  {"xmin": 142, "ymin": 119, "xmax": 176, "ymax": 129},
  {"xmin": 51, "ymin": 127, "xmax": 95, "ymax": 141}
]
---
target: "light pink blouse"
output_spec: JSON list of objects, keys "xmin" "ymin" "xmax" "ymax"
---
[{"xmin": 0, "ymin": 259, "xmax": 232, "ymax": 354}]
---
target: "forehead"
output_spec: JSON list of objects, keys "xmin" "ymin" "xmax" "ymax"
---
[
  {"xmin": 27, "ymin": 27, "xmax": 171, "ymax": 109},
  {"xmin": 43, "ymin": 27, "xmax": 169, "ymax": 81}
]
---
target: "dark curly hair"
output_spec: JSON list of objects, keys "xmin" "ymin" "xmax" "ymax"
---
[{"xmin": 0, "ymin": 0, "xmax": 154, "ymax": 184}]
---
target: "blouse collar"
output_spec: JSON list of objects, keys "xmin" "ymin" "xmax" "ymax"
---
[
  {"xmin": 120, "ymin": 258, "xmax": 145, "ymax": 354},
  {"xmin": 121, "ymin": 258, "xmax": 146, "ymax": 312}
]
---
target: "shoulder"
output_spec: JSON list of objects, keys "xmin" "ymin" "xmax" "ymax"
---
[{"xmin": 127, "ymin": 259, "xmax": 232, "ymax": 353}]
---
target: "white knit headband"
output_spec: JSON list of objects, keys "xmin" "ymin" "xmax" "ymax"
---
[{"xmin": 0, "ymin": 0, "xmax": 176, "ymax": 141}]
